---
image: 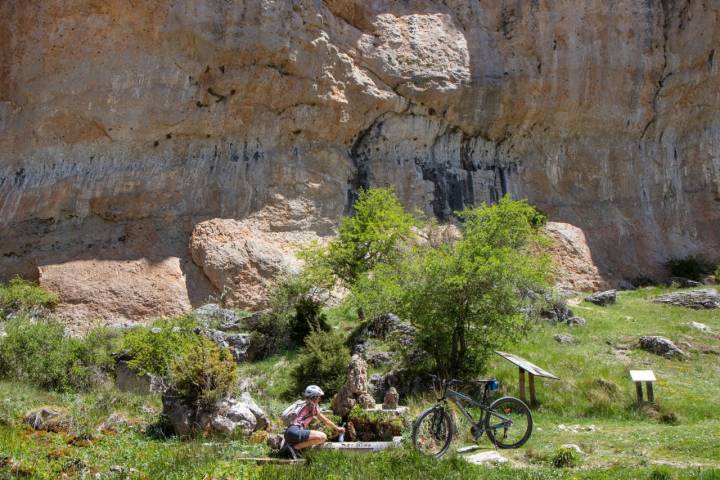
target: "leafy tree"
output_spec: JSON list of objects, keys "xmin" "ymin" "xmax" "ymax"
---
[
  {"xmin": 303, "ymin": 187, "xmax": 416, "ymax": 288},
  {"xmin": 352, "ymin": 196, "xmax": 551, "ymax": 378}
]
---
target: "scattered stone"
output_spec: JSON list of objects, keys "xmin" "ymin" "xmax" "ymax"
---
[
  {"xmin": 701, "ymin": 275, "xmax": 717, "ymax": 285},
  {"xmin": 566, "ymin": 316, "xmax": 586, "ymax": 327},
  {"xmin": 557, "ymin": 424, "xmax": 597, "ymax": 433},
  {"xmin": 688, "ymin": 321, "xmax": 711, "ymax": 332},
  {"xmin": 463, "ymin": 450, "xmax": 508, "ymax": 465},
  {"xmin": 193, "ymin": 304, "xmax": 242, "ymax": 329},
  {"xmin": 639, "ymin": 336, "xmax": 686, "ymax": 359},
  {"xmin": 195, "ymin": 328, "xmax": 254, "ymax": 363},
  {"xmin": 366, "ymin": 351, "xmax": 395, "ymax": 367},
  {"xmin": 540, "ymin": 294, "xmax": 575, "ymax": 323},
  {"xmin": 652, "ymin": 289, "xmax": 720, "ymax": 310},
  {"xmin": 116, "ymin": 359, "xmax": 165, "ymax": 395},
  {"xmin": 554, "ymin": 334, "xmax": 574, "ymax": 344},
  {"xmin": 382, "ymin": 387, "xmax": 399, "ymax": 410},
  {"xmin": 561, "ymin": 444, "xmax": 584, "ymax": 455},
  {"xmin": 665, "ymin": 277, "xmax": 702, "ymax": 288},
  {"xmin": 368, "ymin": 373, "xmax": 385, "ymax": 402},
  {"xmin": 586, "ymin": 290, "xmax": 617, "ymax": 306},
  {"xmin": 97, "ymin": 413, "xmax": 131, "ymax": 434},
  {"xmin": 24, "ymin": 407, "xmax": 73, "ymax": 433}
]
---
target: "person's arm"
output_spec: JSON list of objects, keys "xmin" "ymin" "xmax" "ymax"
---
[{"xmin": 317, "ymin": 411, "xmax": 344, "ymax": 433}]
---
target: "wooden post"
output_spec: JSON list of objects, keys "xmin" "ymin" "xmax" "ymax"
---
[
  {"xmin": 646, "ymin": 381, "xmax": 654, "ymax": 403},
  {"xmin": 635, "ymin": 382, "xmax": 643, "ymax": 403},
  {"xmin": 528, "ymin": 373, "xmax": 537, "ymax": 407},
  {"xmin": 518, "ymin": 367, "xmax": 526, "ymax": 403}
]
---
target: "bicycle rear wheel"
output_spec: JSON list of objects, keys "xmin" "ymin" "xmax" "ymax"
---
[
  {"xmin": 412, "ymin": 406, "xmax": 454, "ymax": 458},
  {"xmin": 484, "ymin": 396, "xmax": 532, "ymax": 449}
]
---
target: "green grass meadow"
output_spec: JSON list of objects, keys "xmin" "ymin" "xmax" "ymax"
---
[{"xmin": 1, "ymin": 286, "xmax": 719, "ymax": 478}]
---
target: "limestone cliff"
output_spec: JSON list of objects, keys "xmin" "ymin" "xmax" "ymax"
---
[{"xmin": 1, "ymin": 1, "xmax": 719, "ymax": 322}]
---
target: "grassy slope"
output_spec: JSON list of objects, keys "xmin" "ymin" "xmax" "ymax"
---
[{"xmin": 1, "ymin": 287, "xmax": 719, "ymax": 479}]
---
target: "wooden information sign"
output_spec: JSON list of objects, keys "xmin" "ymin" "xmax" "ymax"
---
[{"xmin": 495, "ymin": 351, "xmax": 559, "ymax": 407}]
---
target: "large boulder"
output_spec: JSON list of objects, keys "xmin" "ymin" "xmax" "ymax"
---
[
  {"xmin": 162, "ymin": 392, "xmax": 269, "ymax": 437},
  {"xmin": 639, "ymin": 336, "xmax": 686, "ymax": 359},
  {"xmin": 24, "ymin": 407, "xmax": 73, "ymax": 433},
  {"xmin": 543, "ymin": 222, "xmax": 607, "ymax": 292},
  {"xmin": 38, "ymin": 257, "xmax": 192, "ymax": 333},
  {"xmin": 586, "ymin": 290, "xmax": 617, "ymax": 306},
  {"xmin": 652, "ymin": 289, "xmax": 720, "ymax": 310},
  {"xmin": 189, "ymin": 218, "xmax": 308, "ymax": 311}
]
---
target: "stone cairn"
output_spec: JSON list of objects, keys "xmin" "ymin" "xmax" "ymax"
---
[{"xmin": 331, "ymin": 355, "xmax": 379, "ymax": 417}]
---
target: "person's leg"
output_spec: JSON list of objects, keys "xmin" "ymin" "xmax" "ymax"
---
[{"xmin": 293, "ymin": 430, "xmax": 327, "ymax": 450}]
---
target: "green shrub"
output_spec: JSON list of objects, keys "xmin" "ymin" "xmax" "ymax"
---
[
  {"xmin": 0, "ymin": 276, "xmax": 58, "ymax": 317},
  {"xmin": 0, "ymin": 316, "xmax": 117, "ymax": 391},
  {"xmin": 291, "ymin": 330, "xmax": 350, "ymax": 398},
  {"xmin": 649, "ymin": 465, "xmax": 674, "ymax": 480},
  {"xmin": 249, "ymin": 277, "xmax": 331, "ymax": 360},
  {"xmin": 169, "ymin": 336, "xmax": 238, "ymax": 409},
  {"xmin": 121, "ymin": 315, "xmax": 198, "ymax": 376},
  {"xmin": 665, "ymin": 255, "xmax": 712, "ymax": 281},
  {"xmin": 551, "ymin": 447, "xmax": 581, "ymax": 468}
]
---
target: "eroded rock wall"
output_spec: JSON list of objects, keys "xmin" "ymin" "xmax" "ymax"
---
[{"xmin": 1, "ymin": 0, "xmax": 719, "ymax": 322}]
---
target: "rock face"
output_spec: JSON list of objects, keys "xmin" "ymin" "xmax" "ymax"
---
[
  {"xmin": 2, "ymin": 1, "xmax": 720, "ymax": 322},
  {"xmin": 38, "ymin": 257, "xmax": 193, "ymax": 331},
  {"xmin": 652, "ymin": 289, "xmax": 720, "ymax": 309}
]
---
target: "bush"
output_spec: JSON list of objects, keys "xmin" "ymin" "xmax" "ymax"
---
[
  {"xmin": 649, "ymin": 465, "xmax": 674, "ymax": 480},
  {"xmin": 551, "ymin": 447, "xmax": 581, "ymax": 468},
  {"xmin": 291, "ymin": 330, "xmax": 350, "ymax": 398},
  {"xmin": 0, "ymin": 316, "xmax": 117, "ymax": 391},
  {"xmin": 121, "ymin": 315, "xmax": 198, "ymax": 376},
  {"xmin": 665, "ymin": 255, "xmax": 712, "ymax": 281},
  {"xmin": 169, "ymin": 336, "xmax": 238, "ymax": 409},
  {"xmin": 249, "ymin": 276, "xmax": 331, "ymax": 360},
  {"xmin": 0, "ymin": 276, "xmax": 58, "ymax": 317}
]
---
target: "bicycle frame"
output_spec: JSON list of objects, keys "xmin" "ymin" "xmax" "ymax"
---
[{"xmin": 438, "ymin": 387, "xmax": 513, "ymax": 436}]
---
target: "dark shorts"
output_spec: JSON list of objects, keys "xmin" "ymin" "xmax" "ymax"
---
[{"xmin": 284, "ymin": 425, "xmax": 311, "ymax": 445}]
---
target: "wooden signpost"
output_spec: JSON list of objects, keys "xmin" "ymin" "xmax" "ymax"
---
[
  {"xmin": 630, "ymin": 370, "xmax": 656, "ymax": 403},
  {"xmin": 495, "ymin": 351, "xmax": 559, "ymax": 407}
]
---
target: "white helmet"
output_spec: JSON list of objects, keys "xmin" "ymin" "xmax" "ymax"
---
[{"xmin": 304, "ymin": 385, "xmax": 324, "ymax": 398}]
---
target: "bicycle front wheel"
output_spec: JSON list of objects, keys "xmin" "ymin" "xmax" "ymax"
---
[
  {"xmin": 484, "ymin": 396, "xmax": 532, "ymax": 449},
  {"xmin": 412, "ymin": 406, "xmax": 454, "ymax": 458}
]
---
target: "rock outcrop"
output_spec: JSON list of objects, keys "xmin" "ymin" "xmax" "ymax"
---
[
  {"xmin": 652, "ymin": 289, "xmax": 720, "ymax": 309},
  {"xmin": 639, "ymin": 336, "xmax": 686, "ymax": 359},
  {"xmin": 2, "ymin": 1, "xmax": 720, "ymax": 324},
  {"xmin": 331, "ymin": 355, "xmax": 376, "ymax": 417}
]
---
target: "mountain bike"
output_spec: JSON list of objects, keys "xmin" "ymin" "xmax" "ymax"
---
[{"xmin": 412, "ymin": 375, "xmax": 532, "ymax": 458}]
